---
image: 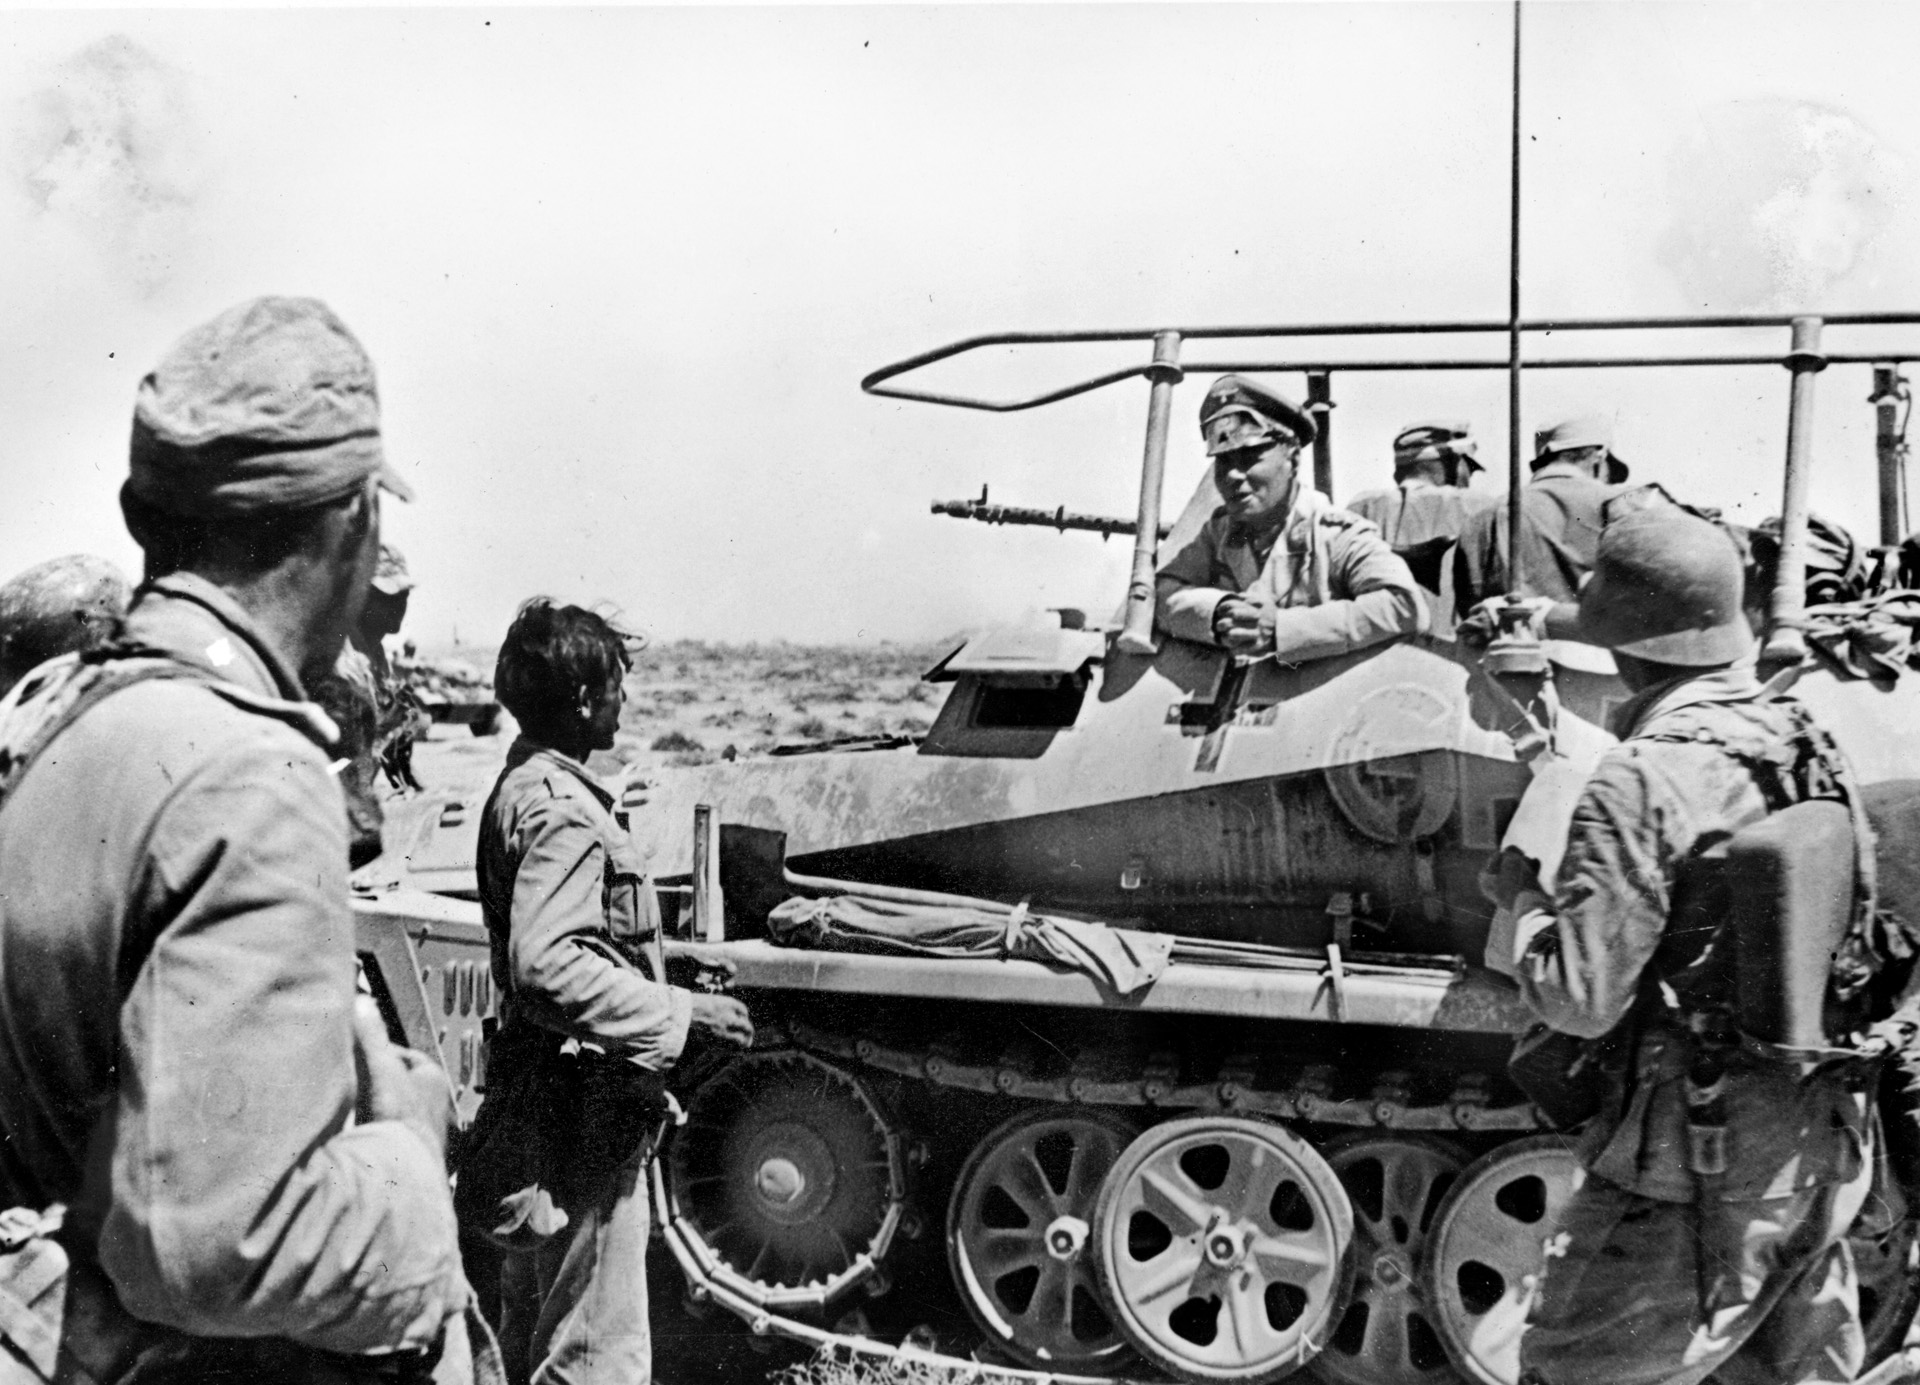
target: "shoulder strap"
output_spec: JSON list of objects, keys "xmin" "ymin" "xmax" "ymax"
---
[{"xmin": 0, "ymin": 645, "xmax": 218, "ymax": 820}]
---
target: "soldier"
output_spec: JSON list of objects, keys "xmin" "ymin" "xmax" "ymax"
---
[
  {"xmin": 1453, "ymin": 414, "xmax": 1629, "ymax": 642},
  {"xmin": 1156, "ymin": 375, "xmax": 1427, "ymax": 663},
  {"xmin": 460, "ymin": 599, "xmax": 752, "ymax": 1384},
  {"xmin": 0, "ymin": 297, "xmax": 472, "ymax": 1380},
  {"xmin": 0, "ymin": 554, "xmax": 131, "ymax": 695},
  {"xmin": 1484, "ymin": 504, "xmax": 1884, "ymax": 1385},
  {"xmin": 1347, "ymin": 421, "xmax": 1497, "ymax": 637}
]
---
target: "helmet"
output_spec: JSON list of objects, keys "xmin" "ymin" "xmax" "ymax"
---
[
  {"xmin": 1578, "ymin": 508, "xmax": 1753, "ymax": 665},
  {"xmin": 0, "ymin": 555, "xmax": 133, "ymax": 694},
  {"xmin": 1747, "ymin": 513, "xmax": 1865, "ymax": 608}
]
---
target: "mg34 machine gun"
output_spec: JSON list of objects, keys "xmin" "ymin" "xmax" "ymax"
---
[{"xmin": 357, "ymin": 306, "xmax": 1920, "ymax": 1385}]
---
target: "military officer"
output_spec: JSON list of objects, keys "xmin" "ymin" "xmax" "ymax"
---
[
  {"xmin": 1486, "ymin": 503, "xmax": 1883, "ymax": 1385},
  {"xmin": 0, "ymin": 297, "xmax": 471, "ymax": 1380},
  {"xmin": 1156, "ymin": 375, "xmax": 1427, "ymax": 663}
]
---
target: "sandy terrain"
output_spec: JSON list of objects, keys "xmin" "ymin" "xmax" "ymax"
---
[{"xmin": 404, "ymin": 638, "xmax": 953, "ymax": 803}]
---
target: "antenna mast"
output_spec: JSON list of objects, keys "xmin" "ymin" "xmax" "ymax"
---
[{"xmin": 1505, "ymin": 0, "xmax": 1524, "ymax": 593}]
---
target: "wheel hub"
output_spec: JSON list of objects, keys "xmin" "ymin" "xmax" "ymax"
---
[
  {"xmin": 1045, "ymin": 1215, "xmax": 1090, "ymax": 1261},
  {"xmin": 1203, "ymin": 1219, "xmax": 1248, "ymax": 1269},
  {"xmin": 1372, "ymin": 1250, "xmax": 1408, "ymax": 1288}
]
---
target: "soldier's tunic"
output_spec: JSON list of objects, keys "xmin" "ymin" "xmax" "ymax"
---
[
  {"xmin": 1155, "ymin": 488, "xmax": 1427, "ymax": 661},
  {"xmin": 1347, "ymin": 479, "xmax": 1498, "ymax": 638},
  {"xmin": 1453, "ymin": 461, "xmax": 1618, "ymax": 621},
  {"xmin": 1509, "ymin": 666, "xmax": 1873, "ymax": 1385},
  {"xmin": 0, "ymin": 574, "xmax": 469, "ymax": 1377},
  {"xmin": 475, "ymin": 740, "xmax": 690, "ymax": 1385}
]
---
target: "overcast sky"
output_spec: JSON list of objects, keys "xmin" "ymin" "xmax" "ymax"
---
[{"xmin": 4, "ymin": 2, "xmax": 1920, "ymax": 645}]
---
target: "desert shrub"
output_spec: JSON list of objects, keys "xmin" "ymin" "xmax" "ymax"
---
[
  {"xmin": 776, "ymin": 1345, "xmax": 1018, "ymax": 1385},
  {"xmin": 651, "ymin": 730, "xmax": 704, "ymax": 752},
  {"xmin": 796, "ymin": 716, "xmax": 828, "ymax": 739}
]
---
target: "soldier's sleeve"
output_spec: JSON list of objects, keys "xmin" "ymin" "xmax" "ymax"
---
[
  {"xmin": 1452, "ymin": 508, "xmax": 1497, "ymax": 623},
  {"xmin": 98, "ymin": 734, "xmax": 467, "ymax": 1354},
  {"xmin": 501, "ymin": 785, "xmax": 692, "ymax": 1068},
  {"xmin": 1511, "ymin": 745, "xmax": 1676, "ymax": 1038},
  {"xmin": 1155, "ymin": 518, "xmax": 1234, "ymax": 645},
  {"xmin": 1265, "ymin": 516, "xmax": 1428, "ymax": 664}
]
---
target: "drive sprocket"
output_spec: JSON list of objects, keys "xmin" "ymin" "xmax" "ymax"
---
[{"xmin": 666, "ymin": 1049, "xmax": 905, "ymax": 1305}]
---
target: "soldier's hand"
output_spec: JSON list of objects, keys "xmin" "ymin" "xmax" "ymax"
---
[
  {"xmin": 1479, "ymin": 845, "xmax": 1543, "ymax": 914},
  {"xmin": 688, "ymin": 993, "xmax": 754, "ymax": 1049},
  {"xmin": 668, "ymin": 945, "xmax": 738, "ymax": 992},
  {"xmin": 352, "ymin": 994, "xmax": 454, "ymax": 1163},
  {"xmin": 1213, "ymin": 597, "xmax": 1269, "ymax": 652}
]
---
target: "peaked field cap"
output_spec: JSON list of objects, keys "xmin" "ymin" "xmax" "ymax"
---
[
  {"xmin": 1199, "ymin": 374, "xmax": 1316, "ymax": 454},
  {"xmin": 128, "ymin": 296, "xmax": 415, "ymax": 518},
  {"xmin": 1534, "ymin": 413, "xmax": 1629, "ymax": 482},
  {"xmin": 1578, "ymin": 507, "xmax": 1753, "ymax": 665},
  {"xmin": 371, "ymin": 543, "xmax": 414, "ymax": 595},
  {"xmin": 1393, "ymin": 420, "xmax": 1481, "ymax": 470}
]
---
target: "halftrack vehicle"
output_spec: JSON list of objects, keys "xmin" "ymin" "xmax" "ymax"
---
[{"xmin": 355, "ymin": 310, "xmax": 1920, "ymax": 1385}]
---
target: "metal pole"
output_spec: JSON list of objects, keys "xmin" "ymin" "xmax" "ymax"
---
[
  {"xmin": 1872, "ymin": 363, "xmax": 1908, "ymax": 546},
  {"xmin": 1115, "ymin": 330, "xmax": 1184, "ymax": 655},
  {"xmin": 1306, "ymin": 370, "xmax": 1335, "ymax": 500},
  {"xmin": 1504, "ymin": 0, "xmax": 1525, "ymax": 596},
  {"xmin": 1762, "ymin": 316, "xmax": 1826, "ymax": 674}
]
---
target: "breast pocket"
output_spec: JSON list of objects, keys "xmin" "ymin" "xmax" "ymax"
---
[{"xmin": 602, "ymin": 829, "xmax": 664, "ymax": 980}]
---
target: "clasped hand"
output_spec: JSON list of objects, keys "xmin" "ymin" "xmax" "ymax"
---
[{"xmin": 1212, "ymin": 596, "xmax": 1279, "ymax": 653}]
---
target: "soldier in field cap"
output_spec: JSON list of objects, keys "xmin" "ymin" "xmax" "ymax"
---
[
  {"xmin": 1347, "ymin": 421, "xmax": 1498, "ymax": 638},
  {"xmin": 0, "ymin": 297, "xmax": 474, "ymax": 1381},
  {"xmin": 1452, "ymin": 411, "xmax": 1631, "ymax": 643},
  {"xmin": 1156, "ymin": 374, "xmax": 1426, "ymax": 665}
]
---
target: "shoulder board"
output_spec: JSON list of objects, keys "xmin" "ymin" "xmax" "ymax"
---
[{"xmin": 1317, "ymin": 507, "xmax": 1378, "ymax": 535}]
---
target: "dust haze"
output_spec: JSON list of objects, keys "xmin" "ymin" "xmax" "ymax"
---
[
  {"xmin": 11, "ymin": 36, "xmax": 209, "ymax": 297},
  {"xmin": 1659, "ymin": 98, "xmax": 1905, "ymax": 312}
]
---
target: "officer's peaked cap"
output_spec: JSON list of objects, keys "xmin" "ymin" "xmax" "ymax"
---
[
  {"xmin": 1199, "ymin": 375, "xmax": 1316, "ymax": 456},
  {"xmin": 129, "ymin": 296, "xmax": 415, "ymax": 519}
]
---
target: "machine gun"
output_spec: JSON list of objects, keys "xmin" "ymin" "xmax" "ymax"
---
[{"xmin": 931, "ymin": 484, "xmax": 1169, "ymax": 541}]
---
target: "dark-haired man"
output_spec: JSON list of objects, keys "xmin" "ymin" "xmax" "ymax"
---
[
  {"xmin": 467, "ymin": 598, "xmax": 751, "ymax": 1385},
  {"xmin": 1156, "ymin": 375, "xmax": 1426, "ymax": 664},
  {"xmin": 0, "ymin": 554, "xmax": 131, "ymax": 696},
  {"xmin": 0, "ymin": 297, "xmax": 471, "ymax": 1380}
]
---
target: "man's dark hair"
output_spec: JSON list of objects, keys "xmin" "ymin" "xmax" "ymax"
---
[
  {"xmin": 120, "ymin": 480, "xmax": 373, "ymax": 582},
  {"xmin": 494, "ymin": 599, "xmax": 633, "ymax": 743}
]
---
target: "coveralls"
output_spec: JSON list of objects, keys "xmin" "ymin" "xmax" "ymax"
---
[
  {"xmin": 1155, "ymin": 487, "xmax": 1427, "ymax": 661},
  {"xmin": 1347, "ymin": 479, "xmax": 1498, "ymax": 637},
  {"xmin": 1453, "ymin": 461, "xmax": 1617, "ymax": 621},
  {"xmin": 0, "ymin": 574, "xmax": 470, "ymax": 1379},
  {"xmin": 475, "ymin": 740, "xmax": 691, "ymax": 1385},
  {"xmin": 1509, "ymin": 666, "xmax": 1874, "ymax": 1385}
]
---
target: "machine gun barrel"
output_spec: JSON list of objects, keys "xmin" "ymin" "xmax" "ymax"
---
[{"xmin": 932, "ymin": 487, "xmax": 1170, "ymax": 540}]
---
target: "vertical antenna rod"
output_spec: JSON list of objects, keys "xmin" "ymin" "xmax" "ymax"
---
[{"xmin": 1504, "ymin": 0, "xmax": 1524, "ymax": 594}]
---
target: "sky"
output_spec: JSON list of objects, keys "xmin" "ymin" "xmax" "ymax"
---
[{"xmin": 3, "ymin": 2, "xmax": 1920, "ymax": 646}]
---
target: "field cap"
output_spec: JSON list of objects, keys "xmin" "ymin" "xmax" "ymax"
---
[
  {"xmin": 1533, "ymin": 414, "xmax": 1629, "ymax": 483},
  {"xmin": 371, "ymin": 543, "xmax": 415, "ymax": 595},
  {"xmin": 1199, "ymin": 375, "xmax": 1316, "ymax": 456},
  {"xmin": 1393, "ymin": 421, "xmax": 1481, "ymax": 473},
  {"xmin": 128, "ymin": 296, "xmax": 415, "ymax": 518},
  {"xmin": 1578, "ymin": 507, "xmax": 1752, "ymax": 665}
]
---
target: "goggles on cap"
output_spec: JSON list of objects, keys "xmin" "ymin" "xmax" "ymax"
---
[{"xmin": 1204, "ymin": 410, "xmax": 1296, "ymax": 458}]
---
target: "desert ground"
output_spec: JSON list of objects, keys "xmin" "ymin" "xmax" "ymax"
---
[{"xmin": 404, "ymin": 637, "xmax": 953, "ymax": 803}]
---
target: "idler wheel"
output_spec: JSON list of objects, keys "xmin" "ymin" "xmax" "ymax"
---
[
  {"xmin": 947, "ymin": 1109, "xmax": 1138, "ymax": 1372},
  {"xmin": 1311, "ymin": 1134, "xmax": 1467, "ymax": 1385},
  {"xmin": 1092, "ymin": 1116, "xmax": 1355, "ymax": 1384},
  {"xmin": 1420, "ymin": 1135, "xmax": 1582, "ymax": 1385},
  {"xmin": 666, "ymin": 1050, "xmax": 903, "ymax": 1303}
]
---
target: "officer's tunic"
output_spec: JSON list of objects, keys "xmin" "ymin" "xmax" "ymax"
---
[
  {"xmin": 1155, "ymin": 488, "xmax": 1427, "ymax": 661},
  {"xmin": 0, "ymin": 574, "xmax": 468, "ymax": 1368},
  {"xmin": 476, "ymin": 739, "xmax": 690, "ymax": 1385},
  {"xmin": 1509, "ymin": 666, "xmax": 1872, "ymax": 1385}
]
